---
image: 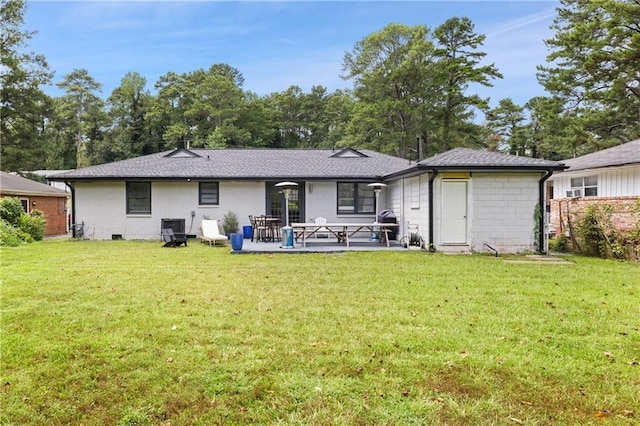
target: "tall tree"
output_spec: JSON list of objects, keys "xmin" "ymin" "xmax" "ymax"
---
[
  {"xmin": 342, "ymin": 23, "xmax": 439, "ymax": 158},
  {"xmin": 150, "ymin": 71, "xmax": 190, "ymax": 149},
  {"xmin": 56, "ymin": 69, "xmax": 106, "ymax": 168},
  {"xmin": 0, "ymin": 0, "xmax": 53, "ymax": 171},
  {"xmin": 537, "ymin": 0, "xmax": 640, "ymax": 150},
  {"xmin": 102, "ymin": 72, "xmax": 153, "ymax": 162},
  {"xmin": 320, "ymin": 89, "xmax": 354, "ymax": 149},
  {"xmin": 485, "ymin": 98, "xmax": 526, "ymax": 155},
  {"xmin": 266, "ymin": 85, "xmax": 307, "ymax": 148},
  {"xmin": 151, "ymin": 64, "xmax": 246, "ymax": 149},
  {"xmin": 432, "ymin": 17, "xmax": 502, "ymax": 152}
]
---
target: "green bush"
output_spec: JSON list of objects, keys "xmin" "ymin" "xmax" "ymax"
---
[
  {"xmin": 548, "ymin": 233, "xmax": 568, "ymax": 252},
  {"xmin": 0, "ymin": 197, "xmax": 24, "ymax": 226},
  {"xmin": 0, "ymin": 198, "xmax": 46, "ymax": 245},
  {"xmin": 19, "ymin": 209, "xmax": 46, "ymax": 241},
  {"xmin": 0, "ymin": 219, "xmax": 23, "ymax": 246},
  {"xmin": 222, "ymin": 210, "xmax": 239, "ymax": 235}
]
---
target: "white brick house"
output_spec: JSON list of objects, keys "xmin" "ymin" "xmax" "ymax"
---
[{"xmin": 49, "ymin": 147, "xmax": 565, "ymax": 253}]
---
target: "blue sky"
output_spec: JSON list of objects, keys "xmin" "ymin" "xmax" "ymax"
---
[{"xmin": 24, "ymin": 1, "xmax": 559, "ymax": 109}]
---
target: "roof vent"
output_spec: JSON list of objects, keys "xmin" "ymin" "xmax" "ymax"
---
[
  {"xmin": 164, "ymin": 148, "xmax": 201, "ymax": 158},
  {"xmin": 330, "ymin": 148, "xmax": 368, "ymax": 158}
]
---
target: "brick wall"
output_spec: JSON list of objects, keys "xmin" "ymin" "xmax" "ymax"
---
[
  {"xmin": 29, "ymin": 196, "xmax": 68, "ymax": 236},
  {"xmin": 549, "ymin": 196, "xmax": 639, "ymax": 235}
]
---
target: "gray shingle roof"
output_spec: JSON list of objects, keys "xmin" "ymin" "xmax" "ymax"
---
[
  {"xmin": 416, "ymin": 147, "xmax": 565, "ymax": 169},
  {"xmin": 559, "ymin": 139, "xmax": 640, "ymax": 173},
  {"xmin": 48, "ymin": 148, "xmax": 413, "ymax": 181},
  {"xmin": 0, "ymin": 171, "xmax": 68, "ymax": 197}
]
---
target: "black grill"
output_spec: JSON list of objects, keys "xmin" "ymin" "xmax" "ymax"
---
[{"xmin": 377, "ymin": 209, "xmax": 397, "ymax": 240}]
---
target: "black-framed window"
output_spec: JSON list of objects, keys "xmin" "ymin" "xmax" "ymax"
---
[
  {"xmin": 570, "ymin": 176, "xmax": 598, "ymax": 196},
  {"xmin": 199, "ymin": 182, "xmax": 219, "ymax": 205},
  {"xmin": 337, "ymin": 182, "xmax": 375, "ymax": 214},
  {"xmin": 126, "ymin": 182, "xmax": 151, "ymax": 214}
]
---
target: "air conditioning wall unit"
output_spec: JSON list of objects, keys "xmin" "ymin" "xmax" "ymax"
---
[{"xmin": 566, "ymin": 189, "xmax": 582, "ymax": 198}]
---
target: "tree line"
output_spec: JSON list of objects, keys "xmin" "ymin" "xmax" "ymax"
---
[{"xmin": 2, "ymin": 0, "xmax": 638, "ymax": 172}]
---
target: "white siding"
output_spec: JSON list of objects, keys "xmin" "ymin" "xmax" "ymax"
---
[
  {"xmin": 387, "ymin": 175, "xmax": 430, "ymax": 242},
  {"xmin": 74, "ymin": 180, "xmax": 265, "ymax": 240},
  {"xmin": 304, "ymin": 182, "xmax": 338, "ymax": 222},
  {"xmin": 550, "ymin": 165, "xmax": 640, "ymax": 198},
  {"xmin": 304, "ymin": 181, "xmax": 381, "ymax": 224}
]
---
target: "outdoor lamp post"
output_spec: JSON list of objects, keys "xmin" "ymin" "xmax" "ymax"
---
[
  {"xmin": 367, "ymin": 182, "xmax": 387, "ymax": 242},
  {"xmin": 275, "ymin": 181, "xmax": 298, "ymax": 248},
  {"xmin": 367, "ymin": 182, "xmax": 387, "ymax": 221}
]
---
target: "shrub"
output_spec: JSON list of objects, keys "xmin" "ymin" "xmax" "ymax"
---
[
  {"xmin": 548, "ymin": 233, "xmax": 568, "ymax": 252},
  {"xmin": 0, "ymin": 197, "xmax": 24, "ymax": 226},
  {"xmin": 574, "ymin": 203, "xmax": 625, "ymax": 260},
  {"xmin": 0, "ymin": 198, "xmax": 46, "ymax": 245},
  {"xmin": 19, "ymin": 209, "xmax": 46, "ymax": 241},
  {"xmin": 0, "ymin": 219, "xmax": 23, "ymax": 246},
  {"xmin": 222, "ymin": 211, "xmax": 239, "ymax": 235}
]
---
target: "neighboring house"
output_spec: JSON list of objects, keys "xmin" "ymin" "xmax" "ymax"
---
[
  {"xmin": 48, "ymin": 147, "xmax": 565, "ymax": 253},
  {"xmin": 548, "ymin": 139, "xmax": 640, "ymax": 235},
  {"xmin": 0, "ymin": 171, "xmax": 70, "ymax": 236},
  {"xmin": 27, "ymin": 170, "xmax": 73, "ymax": 193}
]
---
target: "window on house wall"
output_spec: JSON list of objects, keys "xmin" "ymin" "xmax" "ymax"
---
[
  {"xmin": 337, "ymin": 183, "xmax": 375, "ymax": 214},
  {"xmin": 126, "ymin": 182, "xmax": 151, "ymax": 214},
  {"xmin": 19, "ymin": 198, "xmax": 29, "ymax": 213},
  {"xmin": 199, "ymin": 182, "xmax": 219, "ymax": 205},
  {"xmin": 570, "ymin": 176, "xmax": 598, "ymax": 196}
]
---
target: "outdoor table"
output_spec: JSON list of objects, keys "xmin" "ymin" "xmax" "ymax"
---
[{"xmin": 292, "ymin": 222, "xmax": 399, "ymax": 248}]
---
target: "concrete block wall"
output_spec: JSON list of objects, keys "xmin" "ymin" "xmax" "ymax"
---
[{"xmin": 469, "ymin": 173, "xmax": 540, "ymax": 253}]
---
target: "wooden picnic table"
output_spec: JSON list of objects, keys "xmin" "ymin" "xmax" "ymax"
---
[{"xmin": 291, "ymin": 222, "xmax": 399, "ymax": 248}]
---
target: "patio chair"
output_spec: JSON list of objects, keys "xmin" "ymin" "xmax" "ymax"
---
[
  {"xmin": 200, "ymin": 219, "xmax": 228, "ymax": 246},
  {"xmin": 253, "ymin": 215, "xmax": 270, "ymax": 242},
  {"xmin": 313, "ymin": 216, "xmax": 330, "ymax": 238},
  {"xmin": 162, "ymin": 228, "xmax": 188, "ymax": 247}
]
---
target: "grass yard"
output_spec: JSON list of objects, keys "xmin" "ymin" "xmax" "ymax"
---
[{"xmin": 1, "ymin": 240, "xmax": 639, "ymax": 425}]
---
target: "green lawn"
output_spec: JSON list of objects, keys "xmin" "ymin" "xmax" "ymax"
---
[{"xmin": 2, "ymin": 240, "xmax": 639, "ymax": 425}]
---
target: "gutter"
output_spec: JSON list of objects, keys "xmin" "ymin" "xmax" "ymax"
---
[
  {"xmin": 66, "ymin": 181, "xmax": 76, "ymax": 238},
  {"xmin": 537, "ymin": 170, "xmax": 554, "ymax": 254},
  {"xmin": 428, "ymin": 169, "xmax": 438, "ymax": 252}
]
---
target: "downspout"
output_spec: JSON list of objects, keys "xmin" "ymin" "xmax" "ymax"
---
[
  {"xmin": 66, "ymin": 181, "xmax": 76, "ymax": 238},
  {"xmin": 428, "ymin": 169, "xmax": 438, "ymax": 252},
  {"xmin": 538, "ymin": 170, "xmax": 553, "ymax": 254}
]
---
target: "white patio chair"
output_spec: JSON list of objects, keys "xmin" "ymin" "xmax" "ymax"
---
[
  {"xmin": 200, "ymin": 219, "xmax": 228, "ymax": 246},
  {"xmin": 314, "ymin": 216, "xmax": 330, "ymax": 239}
]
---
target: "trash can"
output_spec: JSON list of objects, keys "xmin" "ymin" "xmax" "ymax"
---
[
  {"xmin": 281, "ymin": 226, "xmax": 294, "ymax": 249},
  {"xmin": 230, "ymin": 233, "xmax": 243, "ymax": 251},
  {"xmin": 377, "ymin": 209, "xmax": 398, "ymax": 240},
  {"xmin": 242, "ymin": 225, "xmax": 252, "ymax": 239}
]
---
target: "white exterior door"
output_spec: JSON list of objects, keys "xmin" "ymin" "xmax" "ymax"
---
[{"xmin": 441, "ymin": 180, "xmax": 468, "ymax": 244}]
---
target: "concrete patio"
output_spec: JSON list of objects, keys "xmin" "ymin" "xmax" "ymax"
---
[{"xmin": 230, "ymin": 236, "xmax": 413, "ymax": 254}]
